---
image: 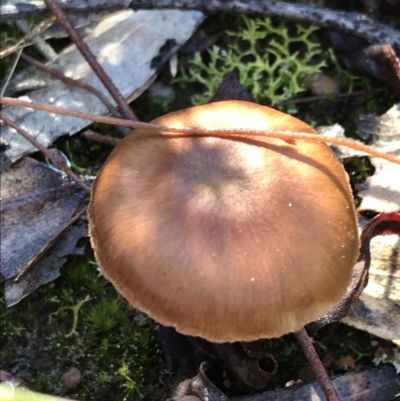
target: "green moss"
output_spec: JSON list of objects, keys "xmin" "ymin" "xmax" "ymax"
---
[
  {"xmin": 175, "ymin": 16, "xmax": 326, "ymax": 105},
  {"xmin": 0, "ymin": 302, "xmax": 25, "ymax": 337},
  {"xmin": 0, "ymin": 23, "xmax": 22, "ymax": 82},
  {"xmin": 344, "ymin": 156, "xmax": 375, "ymax": 185},
  {"xmin": 87, "ymin": 297, "xmax": 122, "ymax": 331},
  {"xmin": 0, "ymin": 256, "xmax": 166, "ymax": 401}
]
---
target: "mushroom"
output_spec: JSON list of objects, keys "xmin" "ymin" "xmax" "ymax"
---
[{"xmin": 88, "ymin": 100, "xmax": 359, "ymax": 400}]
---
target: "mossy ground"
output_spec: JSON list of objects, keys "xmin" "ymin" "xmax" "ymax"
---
[
  {"xmin": 0, "ymin": 256, "xmax": 167, "ymax": 401},
  {"xmin": 0, "ymin": 12, "xmax": 397, "ymax": 401}
]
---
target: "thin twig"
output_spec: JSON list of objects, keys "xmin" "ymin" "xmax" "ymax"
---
[
  {"xmin": 20, "ymin": 53, "xmax": 120, "ymax": 117},
  {"xmin": 0, "ymin": 111, "xmax": 91, "ymax": 193},
  {"xmin": 16, "ymin": 19, "xmax": 58, "ymax": 61},
  {"xmin": 294, "ymin": 328, "xmax": 340, "ymax": 401},
  {"xmin": 81, "ymin": 129, "xmax": 121, "ymax": 146},
  {"xmin": 0, "ymin": 48, "xmax": 22, "ymax": 97},
  {"xmin": 43, "ymin": 0, "xmax": 138, "ymax": 121},
  {"xmin": 2, "ymin": 96, "xmax": 400, "ymax": 166},
  {"xmin": 277, "ymin": 88, "xmax": 386, "ymax": 106},
  {"xmin": 2, "ymin": 44, "xmax": 120, "ymax": 117}
]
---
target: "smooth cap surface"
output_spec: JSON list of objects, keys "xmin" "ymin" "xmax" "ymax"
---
[{"xmin": 88, "ymin": 100, "xmax": 360, "ymax": 342}]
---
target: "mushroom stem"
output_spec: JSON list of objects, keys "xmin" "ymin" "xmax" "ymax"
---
[{"xmin": 294, "ymin": 327, "xmax": 340, "ymax": 401}]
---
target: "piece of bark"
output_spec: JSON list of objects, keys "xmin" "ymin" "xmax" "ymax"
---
[{"xmin": 231, "ymin": 366, "xmax": 400, "ymax": 401}]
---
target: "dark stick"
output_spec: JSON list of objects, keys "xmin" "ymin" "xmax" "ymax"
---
[
  {"xmin": 0, "ymin": 112, "xmax": 92, "ymax": 193},
  {"xmin": 294, "ymin": 327, "xmax": 340, "ymax": 401},
  {"xmin": 43, "ymin": 0, "xmax": 138, "ymax": 122},
  {"xmin": 2, "ymin": 1, "xmax": 400, "ymax": 49}
]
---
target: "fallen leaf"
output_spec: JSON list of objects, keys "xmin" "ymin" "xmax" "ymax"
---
[
  {"xmin": 343, "ymin": 232, "xmax": 400, "ymax": 346},
  {"xmin": 1, "ymin": 9, "xmax": 204, "ymax": 162},
  {"xmin": 4, "ymin": 220, "xmax": 87, "ymax": 307},
  {"xmin": 319, "ymin": 105, "xmax": 400, "ymax": 345},
  {"xmin": 1, "ymin": 157, "xmax": 87, "ymax": 303},
  {"xmin": 357, "ymin": 103, "xmax": 400, "ymax": 212},
  {"xmin": 344, "ymin": 104, "xmax": 400, "ymax": 344}
]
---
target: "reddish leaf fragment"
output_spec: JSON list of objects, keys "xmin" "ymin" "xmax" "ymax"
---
[{"xmin": 360, "ymin": 211, "xmax": 400, "ymax": 264}]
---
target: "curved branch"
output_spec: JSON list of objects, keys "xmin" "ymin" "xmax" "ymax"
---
[{"xmin": 2, "ymin": 1, "xmax": 400, "ymax": 50}]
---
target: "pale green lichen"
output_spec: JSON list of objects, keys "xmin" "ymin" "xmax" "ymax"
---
[{"xmin": 176, "ymin": 16, "xmax": 326, "ymax": 105}]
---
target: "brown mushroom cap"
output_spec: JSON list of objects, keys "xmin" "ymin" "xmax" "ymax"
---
[{"xmin": 88, "ymin": 100, "xmax": 359, "ymax": 342}]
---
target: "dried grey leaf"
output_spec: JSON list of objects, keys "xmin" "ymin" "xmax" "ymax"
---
[
  {"xmin": 4, "ymin": 220, "xmax": 87, "ymax": 307},
  {"xmin": 1, "ymin": 157, "xmax": 86, "ymax": 283},
  {"xmin": 1, "ymin": 9, "xmax": 204, "ymax": 162}
]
